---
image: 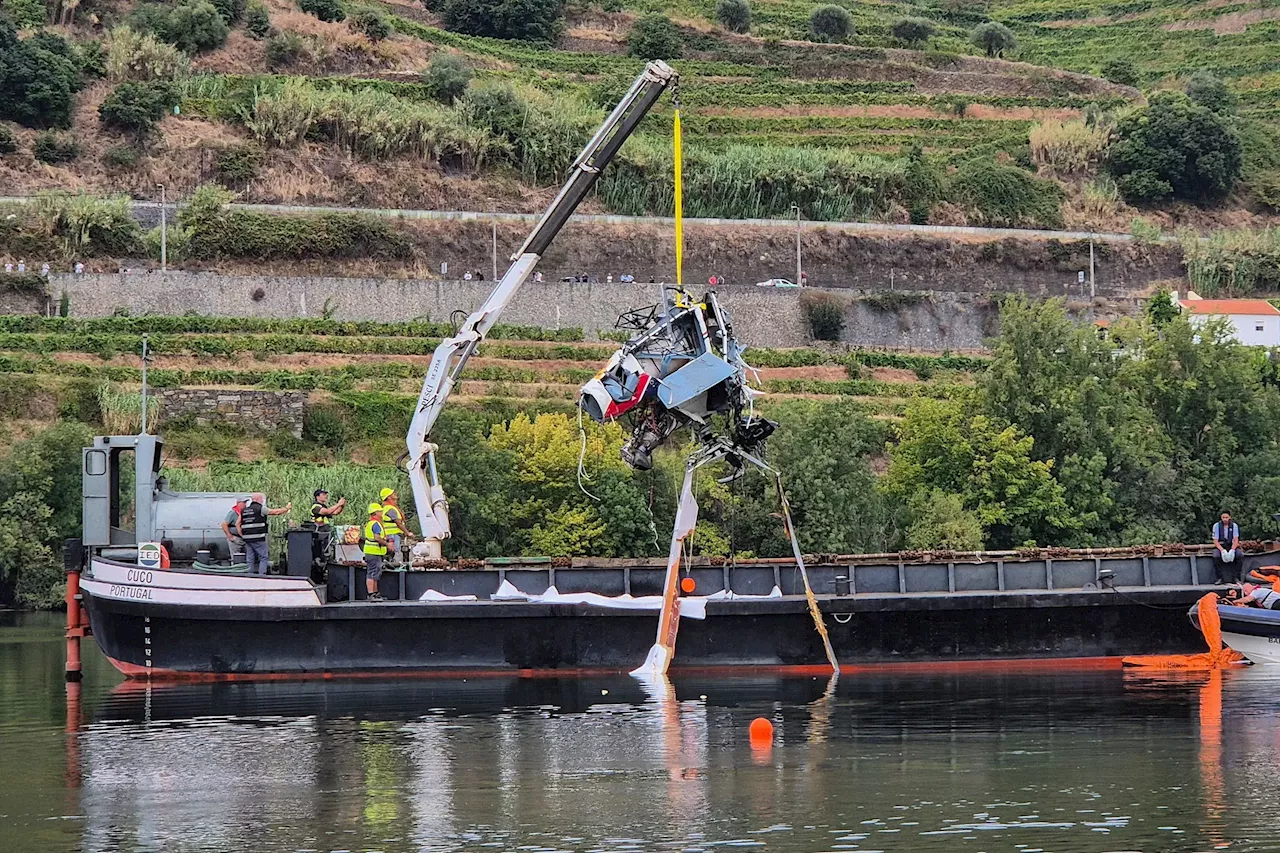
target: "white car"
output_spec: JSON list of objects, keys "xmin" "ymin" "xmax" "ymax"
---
[{"xmin": 755, "ymin": 278, "xmax": 798, "ymax": 288}]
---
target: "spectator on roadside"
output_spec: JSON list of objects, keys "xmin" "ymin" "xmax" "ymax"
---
[
  {"xmin": 74, "ymin": 261, "xmax": 84, "ymax": 275},
  {"xmin": 16, "ymin": 259, "xmax": 25, "ymax": 273},
  {"xmin": 1212, "ymin": 511, "xmax": 1242, "ymax": 584},
  {"xmin": 606, "ymin": 273, "xmax": 614, "ymax": 283},
  {"xmin": 463, "ymin": 270, "xmax": 473, "ymax": 281},
  {"xmin": 534, "ymin": 271, "xmax": 544, "ymax": 282},
  {"xmin": 3, "ymin": 262, "xmax": 10, "ymax": 273},
  {"xmin": 40, "ymin": 262, "xmax": 49, "ymax": 278}
]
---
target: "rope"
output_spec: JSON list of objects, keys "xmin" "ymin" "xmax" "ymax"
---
[
  {"xmin": 576, "ymin": 404, "xmax": 600, "ymax": 502},
  {"xmin": 672, "ymin": 101, "xmax": 684, "ymax": 287},
  {"xmin": 191, "ymin": 560, "xmax": 250, "ymax": 574}
]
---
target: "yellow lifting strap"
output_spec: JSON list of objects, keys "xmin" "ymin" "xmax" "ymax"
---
[{"xmin": 672, "ymin": 100, "xmax": 684, "ymax": 287}]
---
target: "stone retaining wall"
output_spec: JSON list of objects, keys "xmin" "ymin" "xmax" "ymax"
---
[{"xmin": 159, "ymin": 389, "xmax": 306, "ymax": 436}]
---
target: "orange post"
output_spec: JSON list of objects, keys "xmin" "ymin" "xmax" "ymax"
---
[{"xmin": 65, "ymin": 565, "xmax": 83, "ymax": 682}]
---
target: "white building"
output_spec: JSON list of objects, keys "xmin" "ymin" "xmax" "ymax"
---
[{"xmin": 1178, "ymin": 297, "xmax": 1280, "ymax": 347}]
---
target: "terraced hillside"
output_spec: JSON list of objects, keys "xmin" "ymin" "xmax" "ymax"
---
[{"xmin": 3, "ymin": 0, "xmax": 1276, "ymax": 240}]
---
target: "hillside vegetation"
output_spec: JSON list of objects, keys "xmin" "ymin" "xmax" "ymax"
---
[{"xmin": 0, "ymin": 0, "xmax": 1276, "ymax": 238}]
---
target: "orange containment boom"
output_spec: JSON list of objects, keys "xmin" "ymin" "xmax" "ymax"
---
[{"xmin": 1122, "ymin": 593, "xmax": 1247, "ymax": 669}]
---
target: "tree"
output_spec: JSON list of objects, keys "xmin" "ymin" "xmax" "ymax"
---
[
  {"xmin": 1107, "ymin": 92, "xmax": 1243, "ymax": 203},
  {"xmin": 1101, "ymin": 57, "xmax": 1138, "ymax": 87},
  {"xmin": 209, "ymin": 0, "xmax": 246, "ymax": 24},
  {"xmin": 0, "ymin": 19, "xmax": 80, "ymax": 128},
  {"xmin": 0, "ymin": 124, "xmax": 16, "ymax": 154},
  {"xmin": 298, "ymin": 0, "xmax": 343, "ymax": 23},
  {"xmin": 1185, "ymin": 70, "xmax": 1237, "ymax": 115},
  {"xmin": 98, "ymin": 80, "xmax": 177, "ymax": 139},
  {"xmin": 884, "ymin": 398, "xmax": 1074, "ymax": 548},
  {"xmin": 351, "ymin": 10, "xmax": 390, "ymax": 41},
  {"xmin": 5, "ymin": 0, "xmax": 45, "ymax": 29},
  {"xmin": 891, "ymin": 17, "xmax": 935, "ymax": 46},
  {"xmin": 970, "ymin": 21, "xmax": 1015, "ymax": 57},
  {"xmin": 244, "ymin": 3, "xmax": 270, "ymax": 38},
  {"xmin": 809, "ymin": 4, "xmax": 852, "ymax": 42},
  {"xmin": 715, "ymin": 0, "xmax": 750, "ymax": 34},
  {"xmin": 0, "ymin": 422, "xmax": 92, "ymax": 608},
  {"xmin": 440, "ymin": 0, "xmax": 564, "ymax": 42},
  {"xmin": 1146, "ymin": 289, "xmax": 1178, "ymax": 326},
  {"xmin": 627, "ymin": 13, "xmax": 681, "ymax": 59},
  {"xmin": 164, "ymin": 1, "xmax": 231, "ymax": 53},
  {"xmin": 422, "ymin": 53, "xmax": 472, "ymax": 104}
]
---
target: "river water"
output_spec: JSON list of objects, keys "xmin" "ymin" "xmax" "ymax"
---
[{"xmin": 3, "ymin": 611, "xmax": 1280, "ymax": 853}]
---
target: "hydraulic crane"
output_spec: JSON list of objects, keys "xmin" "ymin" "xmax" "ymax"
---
[{"xmin": 404, "ymin": 61, "xmax": 679, "ymax": 557}]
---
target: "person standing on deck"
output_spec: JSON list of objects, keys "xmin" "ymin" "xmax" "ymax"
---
[
  {"xmin": 220, "ymin": 497, "xmax": 249, "ymax": 562},
  {"xmin": 378, "ymin": 488, "xmax": 404, "ymax": 564},
  {"xmin": 363, "ymin": 503, "xmax": 390, "ymax": 602},
  {"xmin": 237, "ymin": 492, "xmax": 292, "ymax": 576},
  {"xmin": 310, "ymin": 488, "xmax": 346, "ymax": 527},
  {"xmin": 1212, "ymin": 511, "xmax": 1241, "ymax": 584}
]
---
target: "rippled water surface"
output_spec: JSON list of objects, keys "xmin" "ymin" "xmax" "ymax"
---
[{"xmin": 5, "ymin": 611, "xmax": 1280, "ymax": 852}]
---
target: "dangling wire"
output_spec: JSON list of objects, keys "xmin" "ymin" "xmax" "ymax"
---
[
  {"xmin": 672, "ymin": 84, "xmax": 684, "ymax": 287},
  {"xmin": 576, "ymin": 404, "xmax": 600, "ymax": 501}
]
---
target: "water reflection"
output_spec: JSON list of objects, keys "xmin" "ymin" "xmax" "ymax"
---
[{"xmin": 11, "ymin": 613, "xmax": 1280, "ymax": 852}]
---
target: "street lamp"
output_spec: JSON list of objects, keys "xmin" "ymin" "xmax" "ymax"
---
[
  {"xmin": 157, "ymin": 185, "xmax": 167, "ymax": 272},
  {"xmin": 791, "ymin": 204, "xmax": 802, "ymax": 287}
]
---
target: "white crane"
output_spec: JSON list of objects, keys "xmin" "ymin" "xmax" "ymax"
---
[{"xmin": 404, "ymin": 61, "xmax": 679, "ymax": 557}]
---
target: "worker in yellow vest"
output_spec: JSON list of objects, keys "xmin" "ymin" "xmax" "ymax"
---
[
  {"xmin": 379, "ymin": 488, "xmax": 404, "ymax": 564},
  {"xmin": 363, "ymin": 503, "xmax": 390, "ymax": 602}
]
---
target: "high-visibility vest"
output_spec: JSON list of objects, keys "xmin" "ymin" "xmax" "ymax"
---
[
  {"xmin": 381, "ymin": 505, "xmax": 403, "ymax": 536},
  {"xmin": 362, "ymin": 520, "xmax": 387, "ymax": 556},
  {"xmin": 240, "ymin": 502, "xmax": 269, "ymax": 541},
  {"xmin": 311, "ymin": 502, "xmax": 330, "ymax": 526}
]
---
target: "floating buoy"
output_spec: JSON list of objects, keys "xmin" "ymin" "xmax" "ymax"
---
[
  {"xmin": 680, "ymin": 576, "xmax": 696, "ymax": 594},
  {"xmin": 748, "ymin": 717, "xmax": 773, "ymax": 747},
  {"xmin": 601, "ymin": 689, "xmax": 609, "ymax": 695}
]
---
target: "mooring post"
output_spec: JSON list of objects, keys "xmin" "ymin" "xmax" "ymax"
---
[{"xmin": 65, "ymin": 540, "xmax": 85, "ymax": 682}]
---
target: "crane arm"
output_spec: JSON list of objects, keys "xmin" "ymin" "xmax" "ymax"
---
[{"xmin": 406, "ymin": 60, "xmax": 679, "ymax": 548}]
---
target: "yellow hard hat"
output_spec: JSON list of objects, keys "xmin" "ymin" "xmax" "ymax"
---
[
  {"xmin": 367, "ymin": 503, "xmax": 383, "ymax": 514},
  {"xmin": 379, "ymin": 488, "xmax": 395, "ymax": 500}
]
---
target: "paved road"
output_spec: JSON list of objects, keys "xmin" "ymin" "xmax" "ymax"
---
[{"xmin": 0, "ymin": 197, "xmax": 1145, "ymax": 243}]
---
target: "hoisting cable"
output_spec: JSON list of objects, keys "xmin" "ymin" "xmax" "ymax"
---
[
  {"xmin": 672, "ymin": 82, "xmax": 684, "ymax": 287},
  {"xmin": 576, "ymin": 403, "xmax": 600, "ymax": 501}
]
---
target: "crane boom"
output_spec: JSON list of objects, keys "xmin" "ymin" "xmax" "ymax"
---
[{"xmin": 406, "ymin": 60, "xmax": 679, "ymax": 552}]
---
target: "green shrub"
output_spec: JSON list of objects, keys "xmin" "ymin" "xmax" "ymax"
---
[
  {"xmin": 1101, "ymin": 57, "xmax": 1138, "ymax": 87},
  {"xmin": 210, "ymin": 0, "xmax": 246, "ymax": 24},
  {"xmin": 0, "ymin": 125, "xmax": 17, "ymax": 155},
  {"xmin": 265, "ymin": 31, "xmax": 307, "ymax": 68},
  {"xmin": 244, "ymin": 2, "xmax": 270, "ymax": 37},
  {"xmin": 1108, "ymin": 92, "xmax": 1242, "ymax": 203},
  {"xmin": 421, "ymin": 53, "xmax": 472, "ymax": 105},
  {"xmin": 98, "ymin": 80, "xmax": 178, "ymax": 139},
  {"xmin": 440, "ymin": 0, "xmax": 563, "ymax": 41},
  {"xmin": 5, "ymin": 0, "xmax": 45, "ymax": 29},
  {"xmin": 715, "ymin": 0, "xmax": 750, "ymax": 34},
  {"xmin": 214, "ymin": 143, "xmax": 264, "ymax": 186},
  {"xmin": 1028, "ymin": 119, "xmax": 1108, "ymax": 175},
  {"xmin": 946, "ymin": 159, "xmax": 1064, "ymax": 228},
  {"xmin": 78, "ymin": 39, "xmax": 107, "ymax": 77},
  {"xmin": 351, "ymin": 10, "xmax": 390, "ymax": 41},
  {"xmin": 102, "ymin": 144, "xmax": 140, "ymax": 170},
  {"xmin": 627, "ymin": 14, "xmax": 681, "ymax": 59},
  {"xmin": 302, "ymin": 403, "xmax": 350, "ymax": 448},
  {"xmin": 299, "ymin": 0, "xmax": 343, "ymax": 22},
  {"xmin": 802, "ymin": 293, "xmax": 844, "ymax": 342},
  {"xmin": 809, "ymin": 5, "xmax": 852, "ymax": 42},
  {"xmin": 970, "ymin": 21, "xmax": 1015, "ymax": 57},
  {"xmin": 0, "ymin": 21, "xmax": 81, "ymax": 128},
  {"xmin": 33, "ymin": 131, "xmax": 78, "ymax": 163},
  {"xmin": 891, "ymin": 17, "xmax": 935, "ymax": 46},
  {"xmin": 1130, "ymin": 217, "xmax": 1162, "ymax": 244},
  {"xmin": 164, "ymin": 1, "xmax": 231, "ymax": 53},
  {"xmin": 104, "ymin": 27, "xmax": 189, "ymax": 82},
  {"xmin": 1185, "ymin": 71, "xmax": 1236, "ymax": 115}
]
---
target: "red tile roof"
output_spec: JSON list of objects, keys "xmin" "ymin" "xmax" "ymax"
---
[{"xmin": 1179, "ymin": 299, "xmax": 1280, "ymax": 316}]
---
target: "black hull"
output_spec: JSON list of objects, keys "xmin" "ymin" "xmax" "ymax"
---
[{"xmin": 83, "ymin": 586, "xmax": 1209, "ymax": 677}]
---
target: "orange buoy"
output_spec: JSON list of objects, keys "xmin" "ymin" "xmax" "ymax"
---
[
  {"xmin": 680, "ymin": 576, "xmax": 696, "ymax": 594},
  {"xmin": 748, "ymin": 717, "xmax": 773, "ymax": 747}
]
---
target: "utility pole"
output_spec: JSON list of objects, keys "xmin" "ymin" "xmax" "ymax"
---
[
  {"xmin": 791, "ymin": 204, "xmax": 802, "ymax": 286},
  {"xmin": 158, "ymin": 185, "xmax": 167, "ymax": 272},
  {"xmin": 140, "ymin": 335, "xmax": 150, "ymax": 434},
  {"xmin": 491, "ymin": 205, "xmax": 498, "ymax": 281}
]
